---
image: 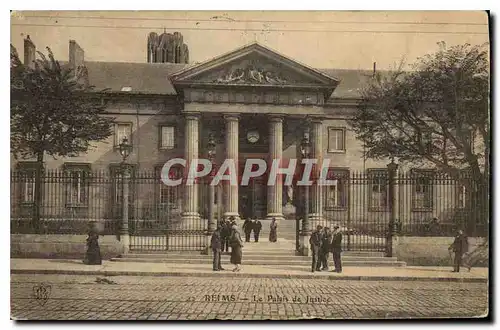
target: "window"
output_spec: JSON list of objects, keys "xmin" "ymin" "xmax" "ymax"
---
[
  {"xmin": 368, "ymin": 169, "xmax": 388, "ymax": 210},
  {"xmin": 64, "ymin": 164, "xmax": 91, "ymax": 206},
  {"xmin": 16, "ymin": 162, "xmax": 41, "ymax": 204},
  {"xmin": 412, "ymin": 170, "xmax": 434, "ymax": 210},
  {"xmin": 324, "ymin": 168, "xmax": 349, "ymax": 209},
  {"xmin": 327, "ymin": 128, "xmax": 346, "ymax": 153},
  {"xmin": 110, "ymin": 164, "xmax": 136, "ymax": 210},
  {"xmin": 159, "ymin": 125, "xmax": 176, "ymax": 150},
  {"xmin": 114, "ymin": 123, "xmax": 132, "ymax": 147},
  {"xmin": 155, "ymin": 166, "xmax": 181, "ymax": 208}
]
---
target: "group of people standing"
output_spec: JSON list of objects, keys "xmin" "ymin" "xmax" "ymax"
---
[
  {"xmin": 210, "ymin": 217, "xmax": 280, "ymax": 272},
  {"xmin": 310, "ymin": 225, "xmax": 343, "ymax": 273}
]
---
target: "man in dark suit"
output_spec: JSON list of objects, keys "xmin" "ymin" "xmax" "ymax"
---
[
  {"xmin": 253, "ymin": 218, "xmax": 262, "ymax": 242},
  {"xmin": 331, "ymin": 225, "xmax": 343, "ymax": 273},
  {"xmin": 449, "ymin": 229, "xmax": 468, "ymax": 272},
  {"xmin": 309, "ymin": 225, "xmax": 323, "ymax": 273},
  {"xmin": 320, "ymin": 227, "xmax": 332, "ymax": 271},
  {"xmin": 242, "ymin": 218, "xmax": 253, "ymax": 242},
  {"xmin": 220, "ymin": 219, "xmax": 230, "ymax": 254},
  {"xmin": 210, "ymin": 226, "xmax": 224, "ymax": 271}
]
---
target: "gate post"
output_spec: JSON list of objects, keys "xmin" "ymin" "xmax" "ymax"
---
[
  {"xmin": 299, "ymin": 129, "xmax": 312, "ymax": 256},
  {"xmin": 386, "ymin": 159, "xmax": 398, "ymax": 257},
  {"xmin": 204, "ymin": 133, "xmax": 217, "ymax": 255},
  {"xmin": 121, "ymin": 167, "xmax": 130, "ymax": 255}
]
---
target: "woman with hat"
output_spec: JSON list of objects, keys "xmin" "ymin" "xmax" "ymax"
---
[{"xmin": 229, "ymin": 218, "xmax": 243, "ymax": 272}]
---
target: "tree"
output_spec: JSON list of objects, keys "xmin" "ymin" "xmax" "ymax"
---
[
  {"xmin": 11, "ymin": 45, "xmax": 114, "ymax": 232},
  {"xmin": 349, "ymin": 42, "xmax": 490, "ymax": 234}
]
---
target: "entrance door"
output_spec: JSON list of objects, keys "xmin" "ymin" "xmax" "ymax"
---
[{"xmin": 239, "ymin": 179, "xmax": 267, "ymax": 219}]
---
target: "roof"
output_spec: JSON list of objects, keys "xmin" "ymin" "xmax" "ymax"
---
[{"xmin": 81, "ymin": 61, "xmax": 375, "ymax": 99}]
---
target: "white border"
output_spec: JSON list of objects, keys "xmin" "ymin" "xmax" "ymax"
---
[{"xmin": 2, "ymin": 2, "xmax": 497, "ymax": 329}]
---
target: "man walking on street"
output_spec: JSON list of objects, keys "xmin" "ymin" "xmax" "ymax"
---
[
  {"xmin": 210, "ymin": 226, "xmax": 224, "ymax": 271},
  {"xmin": 253, "ymin": 218, "xmax": 262, "ymax": 242},
  {"xmin": 449, "ymin": 229, "xmax": 469, "ymax": 272},
  {"xmin": 309, "ymin": 225, "xmax": 323, "ymax": 273},
  {"xmin": 320, "ymin": 227, "xmax": 332, "ymax": 271},
  {"xmin": 242, "ymin": 218, "xmax": 253, "ymax": 242},
  {"xmin": 331, "ymin": 225, "xmax": 343, "ymax": 273}
]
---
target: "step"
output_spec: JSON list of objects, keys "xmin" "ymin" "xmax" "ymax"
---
[
  {"xmin": 121, "ymin": 253, "xmax": 397, "ymax": 262},
  {"xmin": 110, "ymin": 257, "xmax": 406, "ymax": 267}
]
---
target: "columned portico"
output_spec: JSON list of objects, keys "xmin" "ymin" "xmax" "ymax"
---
[
  {"xmin": 309, "ymin": 119, "xmax": 324, "ymax": 227},
  {"xmin": 181, "ymin": 113, "xmax": 201, "ymax": 222},
  {"xmin": 266, "ymin": 116, "xmax": 285, "ymax": 222},
  {"xmin": 223, "ymin": 114, "xmax": 240, "ymax": 221}
]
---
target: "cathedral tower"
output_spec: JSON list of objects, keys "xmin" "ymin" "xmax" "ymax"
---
[{"xmin": 147, "ymin": 31, "xmax": 189, "ymax": 64}]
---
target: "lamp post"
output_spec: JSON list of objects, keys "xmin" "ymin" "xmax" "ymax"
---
[
  {"xmin": 207, "ymin": 134, "xmax": 217, "ymax": 235},
  {"xmin": 300, "ymin": 131, "xmax": 311, "ymax": 256},
  {"xmin": 118, "ymin": 136, "xmax": 132, "ymax": 253}
]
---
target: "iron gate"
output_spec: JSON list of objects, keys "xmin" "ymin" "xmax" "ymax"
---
[{"xmin": 128, "ymin": 170, "xmax": 207, "ymax": 251}]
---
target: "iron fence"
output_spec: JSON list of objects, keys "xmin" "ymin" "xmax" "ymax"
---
[{"xmin": 11, "ymin": 168, "xmax": 488, "ymax": 252}]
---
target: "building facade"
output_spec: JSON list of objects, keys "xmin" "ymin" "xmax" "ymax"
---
[{"xmin": 11, "ymin": 34, "xmax": 475, "ymax": 251}]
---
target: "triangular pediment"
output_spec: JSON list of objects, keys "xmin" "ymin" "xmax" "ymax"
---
[{"xmin": 170, "ymin": 43, "xmax": 339, "ymax": 92}]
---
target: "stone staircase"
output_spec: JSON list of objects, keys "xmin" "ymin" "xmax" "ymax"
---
[{"xmin": 111, "ymin": 237, "xmax": 406, "ymax": 268}]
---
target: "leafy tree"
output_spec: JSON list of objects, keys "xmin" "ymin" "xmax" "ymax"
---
[
  {"xmin": 11, "ymin": 45, "xmax": 114, "ymax": 232},
  {"xmin": 349, "ymin": 42, "xmax": 490, "ymax": 234}
]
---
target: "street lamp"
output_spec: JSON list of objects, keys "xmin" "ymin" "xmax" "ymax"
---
[
  {"xmin": 299, "ymin": 131, "xmax": 311, "ymax": 255},
  {"xmin": 119, "ymin": 137, "xmax": 132, "ymax": 163},
  {"xmin": 207, "ymin": 134, "xmax": 217, "ymax": 234}
]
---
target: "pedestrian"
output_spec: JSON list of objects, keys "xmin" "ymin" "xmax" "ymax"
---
[
  {"xmin": 253, "ymin": 218, "xmax": 262, "ymax": 242},
  {"xmin": 83, "ymin": 223, "xmax": 102, "ymax": 265},
  {"xmin": 320, "ymin": 227, "xmax": 332, "ymax": 271},
  {"xmin": 219, "ymin": 219, "xmax": 229, "ymax": 254},
  {"xmin": 230, "ymin": 223, "xmax": 243, "ymax": 272},
  {"xmin": 269, "ymin": 217, "xmax": 278, "ymax": 242},
  {"xmin": 309, "ymin": 225, "xmax": 323, "ymax": 273},
  {"xmin": 210, "ymin": 226, "xmax": 224, "ymax": 271},
  {"xmin": 448, "ymin": 229, "xmax": 469, "ymax": 272},
  {"xmin": 242, "ymin": 217, "xmax": 253, "ymax": 242},
  {"xmin": 331, "ymin": 225, "xmax": 343, "ymax": 273}
]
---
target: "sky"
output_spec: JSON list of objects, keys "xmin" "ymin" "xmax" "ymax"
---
[{"xmin": 10, "ymin": 10, "xmax": 489, "ymax": 70}]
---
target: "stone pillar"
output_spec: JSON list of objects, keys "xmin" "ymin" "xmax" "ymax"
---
[
  {"xmin": 266, "ymin": 116, "xmax": 285, "ymax": 222},
  {"xmin": 120, "ymin": 167, "xmax": 130, "ymax": 254},
  {"xmin": 386, "ymin": 160, "xmax": 399, "ymax": 257},
  {"xmin": 223, "ymin": 114, "xmax": 240, "ymax": 220},
  {"xmin": 309, "ymin": 119, "xmax": 324, "ymax": 227},
  {"xmin": 181, "ymin": 113, "xmax": 200, "ymax": 222}
]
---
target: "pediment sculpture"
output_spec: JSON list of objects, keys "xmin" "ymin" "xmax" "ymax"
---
[{"xmin": 214, "ymin": 65, "xmax": 289, "ymax": 85}]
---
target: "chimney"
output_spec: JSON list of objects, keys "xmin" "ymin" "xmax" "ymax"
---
[
  {"xmin": 24, "ymin": 35, "xmax": 36, "ymax": 68},
  {"xmin": 373, "ymin": 62, "xmax": 377, "ymax": 77},
  {"xmin": 69, "ymin": 40, "xmax": 85, "ymax": 69}
]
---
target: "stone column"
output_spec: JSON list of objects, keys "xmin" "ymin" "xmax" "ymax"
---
[
  {"xmin": 181, "ymin": 113, "xmax": 200, "ymax": 222},
  {"xmin": 309, "ymin": 119, "xmax": 324, "ymax": 227},
  {"xmin": 266, "ymin": 116, "xmax": 285, "ymax": 222},
  {"xmin": 223, "ymin": 114, "xmax": 240, "ymax": 221}
]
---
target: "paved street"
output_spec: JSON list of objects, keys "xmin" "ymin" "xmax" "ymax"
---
[{"xmin": 11, "ymin": 274, "xmax": 488, "ymax": 320}]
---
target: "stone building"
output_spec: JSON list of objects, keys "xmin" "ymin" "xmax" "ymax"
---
[{"xmin": 11, "ymin": 34, "xmax": 471, "ymax": 251}]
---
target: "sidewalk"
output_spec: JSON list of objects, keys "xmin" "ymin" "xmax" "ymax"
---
[{"xmin": 10, "ymin": 258, "xmax": 488, "ymax": 283}]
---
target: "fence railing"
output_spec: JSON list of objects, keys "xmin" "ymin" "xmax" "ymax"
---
[{"xmin": 11, "ymin": 169, "xmax": 489, "ymax": 237}]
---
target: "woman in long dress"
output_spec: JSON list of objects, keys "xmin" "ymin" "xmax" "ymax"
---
[
  {"xmin": 230, "ymin": 224, "xmax": 243, "ymax": 272},
  {"xmin": 269, "ymin": 218, "xmax": 278, "ymax": 242},
  {"xmin": 83, "ymin": 225, "xmax": 102, "ymax": 265}
]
